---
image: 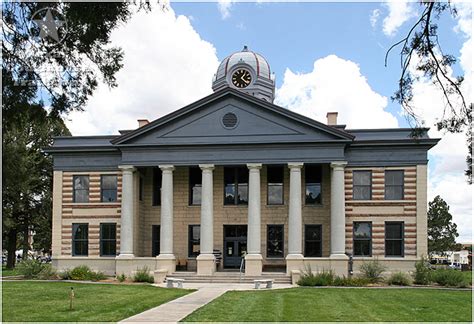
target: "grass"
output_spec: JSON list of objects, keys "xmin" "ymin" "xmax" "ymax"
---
[
  {"xmin": 1, "ymin": 266, "xmax": 21, "ymax": 277},
  {"xmin": 2, "ymin": 281, "xmax": 191, "ymax": 322},
  {"xmin": 183, "ymin": 287, "xmax": 472, "ymax": 322}
]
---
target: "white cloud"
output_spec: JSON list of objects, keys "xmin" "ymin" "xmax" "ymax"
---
[
  {"xmin": 275, "ymin": 55, "xmax": 398, "ymax": 129},
  {"xmin": 382, "ymin": 1, "xmax": 417, "ymax": 36},
  {"xmin": 370, "ymin": 9, "xmax": 380, "ymax": 28},
  {"xmin": 217, "ymin": 0, "xmax": 234, "ymax": 20},
  {"xmin": 66, "ymin": 7, "xmax": 219, "ymax": 136}
]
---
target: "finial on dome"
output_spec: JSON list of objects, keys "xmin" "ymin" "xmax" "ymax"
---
[{"xmin": 242, "ymin": 45, "xmax": 249, "ymax": 52}]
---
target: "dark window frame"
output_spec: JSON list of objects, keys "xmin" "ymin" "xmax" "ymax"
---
[
  {"xmin": 353, "ymin": 170, "xmax": 372, "ymax": 200},
  {"xmin": 152, "ymin": 225, "xmax": 160, "ymax": 257},
  {"xmin": 72, "ymin": 223, "xmax": 88, "ymax": 256},
  {"xmin": 385, "ymin": 221, "xmax": 405, "ymax": 257},
  {"xmin": 100, "ymin": 223, "xmax": 116, "ymax": 256},
  {"xmin": 139, "ymin": 176, "xmax": 144, "ymax": 201},
  {"xmin": 385, "ymin": 170, "xmax": 405, "ymax": 200},
  {"xmin": 189, "ymin": 167, "xmax": 202, "ymax": 206},
  {"xmin": 353, "ymin": 222, "xmax": 372, "ymax": 257},
  {"xmin": 152, "ymin": 168, "xmax": 162, "ymax": 206},
  {"xmin": 304, "ymin": 165, "xmax": 323, "ymax": 205},
  {"xmin": 267, "ymin": 165, "xmax": 284, "ymax": 205},
  {"xmin": 73, "ymin": 175, "xmax": 89, "ymax": 203},
  {"xmin": 304, "ymin": 224, "xmax": 322, "ymax": 257},
  {"xmin": 188, "ymin": 225, "xmax": 201, "ymax": 258},
  {"xmin": 100, "ymin": 175, "xmax": 118, "ymax": 202},
  {"xmin": 223, "ymin": 166, "xmax": 248, "ymax": 205},
  {"xmin": 267, "ymin": 224, "xmax": 284, "ymax": 258}
]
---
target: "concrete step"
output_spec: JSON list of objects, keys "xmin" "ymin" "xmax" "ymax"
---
[{"xmin": 167, "ymin": 272, "xmax": 291, "ymax": 284}]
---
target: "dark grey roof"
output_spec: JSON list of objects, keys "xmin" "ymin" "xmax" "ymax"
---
[{"xmin": 45, "ymin": 135, "xmax": 119, "ymax": 152}]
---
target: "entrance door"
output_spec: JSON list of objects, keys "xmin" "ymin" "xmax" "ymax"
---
[{"xmin": 223, "ymin": 225, "xmax": 247, "ymax": 268}]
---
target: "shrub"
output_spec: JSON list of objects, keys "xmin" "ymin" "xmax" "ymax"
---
[
  {"xmin": 37, "ymin": 264, "xmax": 58, "ymax": 280},
  {"xmin": 333, "ymin": 276, "xmax": 370, "ymax": 287},
  {"xmin": 117, "ymin": 273, "xmax": 127, "ymax": 282},
  {"xmin": 430, "ymin": 269, "xmax": 468, "ymax": 288},
  {"xmin": 62, "ymin": 265, "xmax": 106, "ymax": 281},
  {"xmin": 16, "ymin": 259, "xmax": 47, "ymax": 279},
  {"xmin": 297, "ymin": 265, "xmax": 335, "ymax": 286},
  {"xmin": 413, "ymin": 257, "xmax": 432, "ymax": 285},
  {"xmin": 133, "ymin": 266, "xmax": 154, "ymax": 283},
  {"xmin": 359, "ymin": 259, "xmax": 386, "ymax": 283},
  {"xmin": 387, "ymin": 272, "xmax": 412, "ymax": 286}
]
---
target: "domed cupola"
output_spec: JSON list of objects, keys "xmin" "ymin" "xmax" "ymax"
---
[{"xmin": 212, "ymin": 46, "xmax": 275, "ymax": 102}]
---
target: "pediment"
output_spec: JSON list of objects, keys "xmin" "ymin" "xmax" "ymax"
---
[{"xmin": 113, "ymin": 89, "xmax": 353, "ymax": 146}]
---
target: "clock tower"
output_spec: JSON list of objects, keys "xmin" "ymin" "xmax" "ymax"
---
[{"xmin": 212, "ymin": 46, "xmax": 275, "ymax": 102}]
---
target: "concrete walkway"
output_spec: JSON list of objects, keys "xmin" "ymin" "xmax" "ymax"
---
[{"xmin": 120, "ymin": 282, "xmax": 293, "ymax": 323}]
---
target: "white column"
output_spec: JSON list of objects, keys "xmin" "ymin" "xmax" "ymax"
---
[
  {"xmin": 118, "ymin": 165, "xmax": 136, "ymax": 257},
  {"xmin": 157, "ymin": 165, "xmax": 176, "ymax": 273},
  {"xmin": 245, "ymin": 163, "xmax": 263, "ymax": 276},
  {"xmin": 330, "ymin": 161, "xmax": 348, "ymax": 258},
  {"xmin": 287, "ymin": 162, "xmax": 303, "ymax": 257},
  {"xmin": 197, "ymin": 164, "xmax": 215, "ymax": 275}
]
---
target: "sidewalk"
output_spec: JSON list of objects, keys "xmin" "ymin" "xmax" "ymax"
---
[{"xmin": 120, "ymin": 283, "xmax": 293, "ymax": 323}]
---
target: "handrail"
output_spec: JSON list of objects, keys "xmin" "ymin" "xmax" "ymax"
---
[{"xmin": 239, "ymin": 257, "xmax": 245, "ymax": 282}]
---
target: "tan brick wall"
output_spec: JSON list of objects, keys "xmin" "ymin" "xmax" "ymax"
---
[
  {"xmin": 344, "ymin": 166, "xmax": 418, "ymax": 258},
  {"xmin": 60, "ymin": 171, "xmax": 122, "ymax": 256}
]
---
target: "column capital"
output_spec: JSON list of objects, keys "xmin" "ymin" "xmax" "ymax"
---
[
  {"xmin": 330, "ymin": 161, "xmax": 348, "ymax": 170},
  {"xmin": 159, "ymin": 164, "xmax": 175, "ymax": 172},
  {"xmin": 119, "ymin": 165, "xmax": 136, "ymax": 172},
  {"xmin": 247, "ymin": 163, "xmax": 262, "ymax": 170},
  {"xmin": 288, "ymin": 162, "xmax": 304, "ymax": 169},
  {"xmin": 199, "ymin": 164, "xmax": 215, "ymax": 171}
]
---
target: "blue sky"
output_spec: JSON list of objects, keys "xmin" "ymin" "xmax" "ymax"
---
[{"xmin": 69, "ymin": 1, "xmax": 472, "ymax": 242}]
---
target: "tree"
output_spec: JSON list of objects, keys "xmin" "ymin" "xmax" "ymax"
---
[
  {"xmin": 386, "ymin": 1, "xmax": 471, "ymax": 183},
  {"xmin": 2, "ymin": 2, "xmax": 155, "ymax": 268},
  {"xmin": 427, "ymin": 195, "xmax": 459, "ymax": 257}
]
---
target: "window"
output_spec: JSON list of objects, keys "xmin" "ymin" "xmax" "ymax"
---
[
  {"xmin": 72, "ymin": 223, "xmax": 88, "ymax": 256},
  {"xmin": 139, "ymin": 176, "xmax": 144, "ymax": 201},
  {"xmin": 152, "ymin": 168, "xmax": 162, "ymax": 206},
  {"xmin": 101, "ymin": 175, "xmax": 117, "ymax": 202},
  {"xmin": 385, "ymin": 170, "xmax": 404, "ymax": 200},
  {"xmin": 100, "ymin": 223, "xmax": 116, "ymax": 256},
  {"xmin": 188, "ymin": 225, "xmax": 200, "ymax": 257},
  {"xmin": 305, "ymin": 165, "xmax": 322, "ymax": 204},
  {"xmin": 73, "ymin": 175, "xmax": 89, "ymax": 203},
  {"xmin": 385, "ymin": 222, "xmax": 404, "ymax": 257},
  {"xmin": 224, "ymin": 167, "xmax": 248, "ymax": 205},
  {"xmin": 152, "ymin": 225, "xmax": 160, "ymax": 257},
  {"xmin": 189, "ymin": 167, "xmax": 202, "ymax": 205},
  {"xmin": 353, "ymin": 222, "xmax": 372, "ymax": 257},
  {"xmin": 304, "ymin": 225, "xmax": 322, "ymax": 257},
  {"xmin": 267, "ymin": 166, "xmax": 284, "ymax": 205},
  {"xmin": 267, "ymin": 225, "xmax": 284, "ymax": 258},
  {"xmin": 353, "ymin": 171, "xmax": 372, "ymax": 200}
]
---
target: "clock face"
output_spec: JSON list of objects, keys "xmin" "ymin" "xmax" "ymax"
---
[{"xmin": 232, "ymin": 69, "xmax": 252, "ymax": 88}]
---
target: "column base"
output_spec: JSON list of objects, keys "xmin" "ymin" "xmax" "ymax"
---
[
  {"xmin": 196, "ymin": 254, "xmax": 216, "ymax": 276},
  {"xmin": 115, "ymin": 254, "xmax": 135, "ymax": 276},
  {"xmin": 285, "ymin": 253, "xmax": 304, "ymax": 275},
  {"xmin": 156, "ymin": 254, "xmax": 176, "ymax": 274},
  {"xmin": 245, "ymin": 254, "xmax": 262, "ymax": 276},
  {"xmin": 330, "ymin": 253, "xmax": 349, "ymax": 260}
]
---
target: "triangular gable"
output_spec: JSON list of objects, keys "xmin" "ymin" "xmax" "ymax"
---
[{"xmin": 112, "ymin": 88, "xmax": 354, "ymax": 146}]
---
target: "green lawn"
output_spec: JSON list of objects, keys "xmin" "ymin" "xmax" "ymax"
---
[
  {"xmin": 183, "ymin": 287, "xmax": 472, "ymax": 322},
  {"xmin": 2, "ymin": 281, "xmax": 191, "ymax": 322},
  {"xmin": 1, "ymin": 266, "xmax": 21, "ymax": 277}
]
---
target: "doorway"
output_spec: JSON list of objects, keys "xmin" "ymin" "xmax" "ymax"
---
[{"xmin": 223, "ymin": 225, "xmax": 247, "ymax": 269}]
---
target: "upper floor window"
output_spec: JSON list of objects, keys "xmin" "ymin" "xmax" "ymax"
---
[
  {"xmin": 72, "ymin": 223, "xmax": 88, "ymax": 256},
  {"xmin": 101, "ymin": 175, "xmax": 117, "ymax": 202},
  {"xmin": 353, "ymin": 222, "xmax": 372, "ymax": 257},
  {"xmin": 385, "ymin": 222, "xmax": 404, "ymax": 257},
  {"xmin": 267, "ymin": 225, "xmax": 284, "ymax": 258},
  {"xmin": 189, "ymin": 167, "xmax": 202, "ymax": 205},
  {"xmin": 353, "ymin": 171, "xmax": 371, "ymax": 200},
  {"xmin": 188, "ymin": 225, "xmax": 200, "ymax": 257},
  {"xmin": 152, "ymin": 168, "xmax": 162, "ymax": 206},
  {"xmin": 385, "ymin": 170, "xmax": 404, "ymax": 200},
  {"xmin": 100, "ymin": 223, "xmax": 116, "ymax": 256},
  {"xmin": 224, "ymin": 167, "xmax": 248, "ymax": 205},
  {"xmin": 267, "ymin": 166, "xmax": 284, "ymax": 205},
  {"xmin": 73, "ymin": 175, "xmax": 89, "ymax": 203},
  {"xmin": 305, "ymin": 165, "xmax": 322, "ymax": 204}
]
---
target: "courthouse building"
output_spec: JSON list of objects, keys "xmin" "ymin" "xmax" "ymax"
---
[{"xmin": 47, "ymin": 47, "xmax": 439, "ymax": 280}]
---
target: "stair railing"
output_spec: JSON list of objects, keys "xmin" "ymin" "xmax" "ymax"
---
[{"xmin": 239, "ymin": 252, "xmax": 246, "ymax": 283}]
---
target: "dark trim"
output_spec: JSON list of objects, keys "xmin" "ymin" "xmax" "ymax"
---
[
  {"xmin": 266, "ymin": 165, "xmax": 284, "ymax": 205},
  {"xmin": 152, "ymin": 225, "xmax": 160, "ymax": 257},
  {"xmin": 266, "ymin": 224, "xmax": 284, "ymax": 258},
  {"xmin": 99, "ymin": 223, "xmax": 117, "ymax": 257},
  {"xmin": 304, "ymin": 224, "xmax": 322, "ymax": 257},
  {"xmin": 100, "ymin": 175, "xmax": 118, "ymax": 203},
  {"xmin": 303, "ymin": 164, "xmax": 323, "ymax": 206},
  {"xmin": 188, "ymin": 224, "xmax": 201, "ymax": 258},
  {"xmin": 384, "ymin": 170, "xmax": 405, "ymax": 200},
  {"xmin": 189, "ymin": 166, "xmax": 202, "ymax": 206},
  {"xmin": 352, "ymin": 170, "xmax": 372, "ymax": 201},
  {"xmin": 73, "ymin": 175, "xmax": 89, "ymax": 203},
  {"xmin": 72, "ymin": 223, "xmax": 88, "ymax": 257},
  {"xmin": 353, "ymin": 222, "xmax": 372, "ymax": 257},
  {"xmin": 385, "ymin": 221, "xmax": 405, "ymax": 257}
]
